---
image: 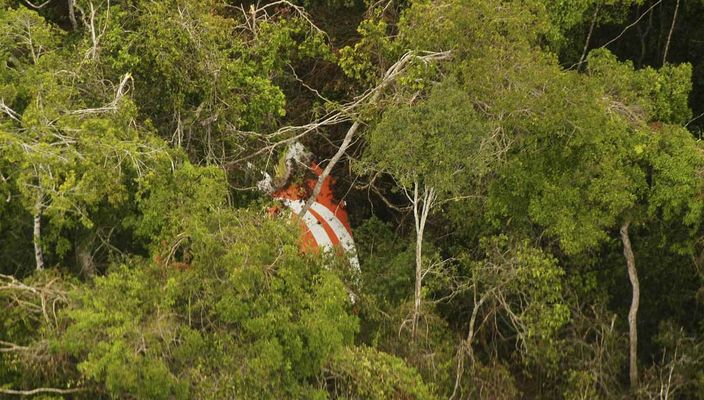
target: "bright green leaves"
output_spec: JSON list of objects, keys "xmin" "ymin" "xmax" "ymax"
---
[
  {"xmin": 133, "ymin": 163, "xmax": 359, "ymax": 397},
  {"xmin": 1, "ymin": 0, "xmax": 703, "ymax": 398},
  {"xmin": 325, "ymin": 346, "xmax": 438, "ymax": 400},
  {"xmin": 91, "ymin": 0, "xmax": 333, "ymax": 163},
  {"xmin": 539, "ymin": 0, "xmax": 644, "ymax": 52},
  {"xmin": 135, "ymin": 161, "xmax": 227, "ymax": 249},
  {"xmin": 645, "ymin": 124, "xmax": 704, "ymax": 226},
  {"xmin": 485, "ymin": 48, "xmax": 698, "ymax": 256},
  {"xmin": 472, "ymin": 236, "xmax": 569, "ymax": 353},
  {"xmin": 1, "ymin": 106, "xmax": 172, "ymax": 263},
  {"xmin": 0, "ymin": 3, "xmax": 176, "ymax": 272},
  {"xmin": 588, "ymin": 48, "xmax": 693, "ymax": 124},
  {"xmin": 0, "ymin": 6, "xmax": 62, "ymax": 117},
  {"xmin": 399, "ymin": 0, "xmax": 548, "ymax": 56},
  {"xmin": 62, "ymin": 265, "xmax": 188, "ymax": 400},
  {"xmin": 52, "ymin": 200, "xmax": 359, "ymax": 398},
  {"xmin": 585, "ymin": 48, "xmax": 704, "ymax": 226},
  {"xmin": 364, "ymin": 80, "xmax": 495, "ymax": 194},
  {"xmin": 339, "ymin": 18, "xmax": 398, "ymax": 85},
  {"xmin": 483, "ymin": 65, "xmax": 642, "ymax": 254},
  {"xmin": 0, "ymin": 5, "xmax": 61, "ymax": 70},
  {"xmin": 97, "ymin": 0, "xmax": 284, "ymax": 159}
]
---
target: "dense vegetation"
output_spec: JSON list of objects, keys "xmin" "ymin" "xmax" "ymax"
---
[{"xmin": 1, "ymin": 0, "xmax": 704, "ymax": 398}]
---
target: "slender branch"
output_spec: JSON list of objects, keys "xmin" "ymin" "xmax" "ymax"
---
[
  {"xmin": 298, "ymin": 119, "xmax": 361, "ymax": 217},
  {"xmin": 685, "ymin": 111, "xmax": 704, "ymax": 128},
  {"xmin": 0, "ymin": 100, "xmax": 21, "ymax": 122},
  {"xmin": 68, "ymin": 73, "xmax": 132, "ymax": 115},
  {"xmin": 662, "ymin": 0, "xmax": 680, "ymax": 65},
  {"xmin": 577, "ymin": 4, "xmax": 600, "ymax": 70},
  {"xmin": 0, "ymin": 340, "xmax": 31, "ymax": 353},
  {"xmin": 21, "ymin": 0, "xmax": 53, "ymax": 9},
  {"xmin": 600, "ymin": 0, "xmax": 662, "ymax": 50},
  {"xmin": 0, "ymin": 387, "xmax": 86, "ymax": 396},
  {"xmin": 232, "ymin": 0, "xmax": 328, "ymax": 39}
]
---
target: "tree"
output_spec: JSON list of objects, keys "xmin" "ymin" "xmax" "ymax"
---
[{"xmin": 361, "ymin": 80, "xmax": 499, "ymax": 338}]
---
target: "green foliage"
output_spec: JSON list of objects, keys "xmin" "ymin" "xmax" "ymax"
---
[
  {"xmin": 588, "ymin": 48, "xmax": 693, "ymax": 124},
  {"xmin": 645, "ymin": 124, "xmax": 704, "ymax": 226},
  {"xmin": 339, "ymin": 17, "xmax": 399, "ymax": 84},
  {"xmin": 364, "ymin": 80, "xmax": 496, "ymax": 193},
  {"xmin": 482, "ymin": 58, "xmax": 642, "ymax": 254},
  {"xmin": 354, "ymin": 216, "xmax": 414, "ymax": 308},
  {"xmin": 62, "ymin": 265, "xmax": 188, "ymax": 399},
  {"xmin": 539, "ymin": 0, "xmax": 643, "ymax": 51},
  {"xmin": 398, "ymin": 0, "xmax": 549, "ymax": 57},
  {"xmin": 472, "ymin": 236, "xmax": 570, "ymax": 359},
  {"xmin": 31, "ymin": 180, "xmax": 361, "ymax": 398},
  {"xmin": 325, "ymin": 346, "xmax": 438, "ymax": 399},
  {"xmin": 90, "ymin": 0, "xmax": 332, "ymax": 163},
  {"xmin": 2, "ymin": 0, "xmax": 704, "ymax": 398}
]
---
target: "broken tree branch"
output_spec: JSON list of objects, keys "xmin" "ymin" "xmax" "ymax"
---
[{"xmin": 68, "ymin": 73, "xmax": 132, "ymax": 115}]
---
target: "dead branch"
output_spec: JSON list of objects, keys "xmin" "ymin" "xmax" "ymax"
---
[
  {"xmin": 0, "ymin": 340, "xmax": 31, "ymax": 353},
  {"xmin": 0, "ymin": 273, "xmax": 69, "ymax": 327},
  {"xmin": 621, "ymin": 221, "xmax": 640, "ymax": 389},
  {"xmin": 67, "ymin": 0, "xmax": 77, "ymax": 30},
  {"xmin": 68, "ymin": 72, "xmax": 132, "ymax": 115},
  {"xmin": 0, "ymin": 99, "xmax": 21, "ymax": 122},
  {"xmin": 0, "ymin": 387, "xmax": 86, "ymax": 396},
  {"xmin": 33, "ymin": 192, "xmax": 45, "ymax": 271},
  {"xmin": 232, "ymin": 0, "xmax": 327, "ymax": 39},
  {"xmin": 21, "ymin": 0, "xmax": 53, "ymax": 9}
]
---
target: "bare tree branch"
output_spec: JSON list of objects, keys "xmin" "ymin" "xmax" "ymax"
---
[
  {"xmin": 576, "ymin": 4, "xmax": 600, "ymax": 70},
  {"xmin": 68, "ymin": 73, "xmax": 132, "ymax": 115},
  {"xmin": 33, "ymin": 192, "xmax": 45, "ymax": 271},
  {"xmin": 67, "ymin": 0, "xmax": 77, "ymax": 30},
  {"xmin": 231, "ymin": 0, "xmax": 328, "ymax": 39},
  {"xmin": 0, "ymin": 99, "xmax": 21, "ymax": 122},
  {"xmin": 600, "ymin": 0, "xmax": 662, "ymax": 50},
  {"xmin": 21, "ymin": 0, "xmax": 53, "ymax": 9},
  {"xmin": 0, "ymin": 387, "xmax": 86, "ymax": 396},
  {"xmin": 662, "ymin": 0, "xmax": 679, "ymax": 65}
]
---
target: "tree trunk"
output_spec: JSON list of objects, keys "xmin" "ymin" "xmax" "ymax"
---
[
  {"xmin": 411, "ymin": 182, "xmax": 434, "ymax": 339},
  {"xmin": 33, "ymin": 195, "xmax": 44, "ymax": 271},
  {"xmin": 67, "ymin": 0, "xmax": 77, "ymax": 30},
  {"xmin": 76, "ymin": 237, "xmax": 95, "ymax": 278},
  {"xmin": 620, "ymin": 221, "xmax": 640, "ymax": 389}
]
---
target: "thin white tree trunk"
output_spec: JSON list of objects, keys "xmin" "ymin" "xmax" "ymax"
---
[
  {"xmin": 411, "ymin": 181, "xmax": 434, "ymax": 339},
  {"xmin": 33, "ymin": 195, "xmax": 45, "ymax": 271},
  {"xmin": 450, "ymin": 290, "xmax": 489, "ymax": 400},
  {"xmin": 620, "ymin": 221, "xmax": 639, "ymax": 389}
]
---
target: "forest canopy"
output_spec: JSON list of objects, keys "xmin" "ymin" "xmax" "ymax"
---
[{"xmin": 1, "ymin": 0, "xmax": 704, "ymax": 399}]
